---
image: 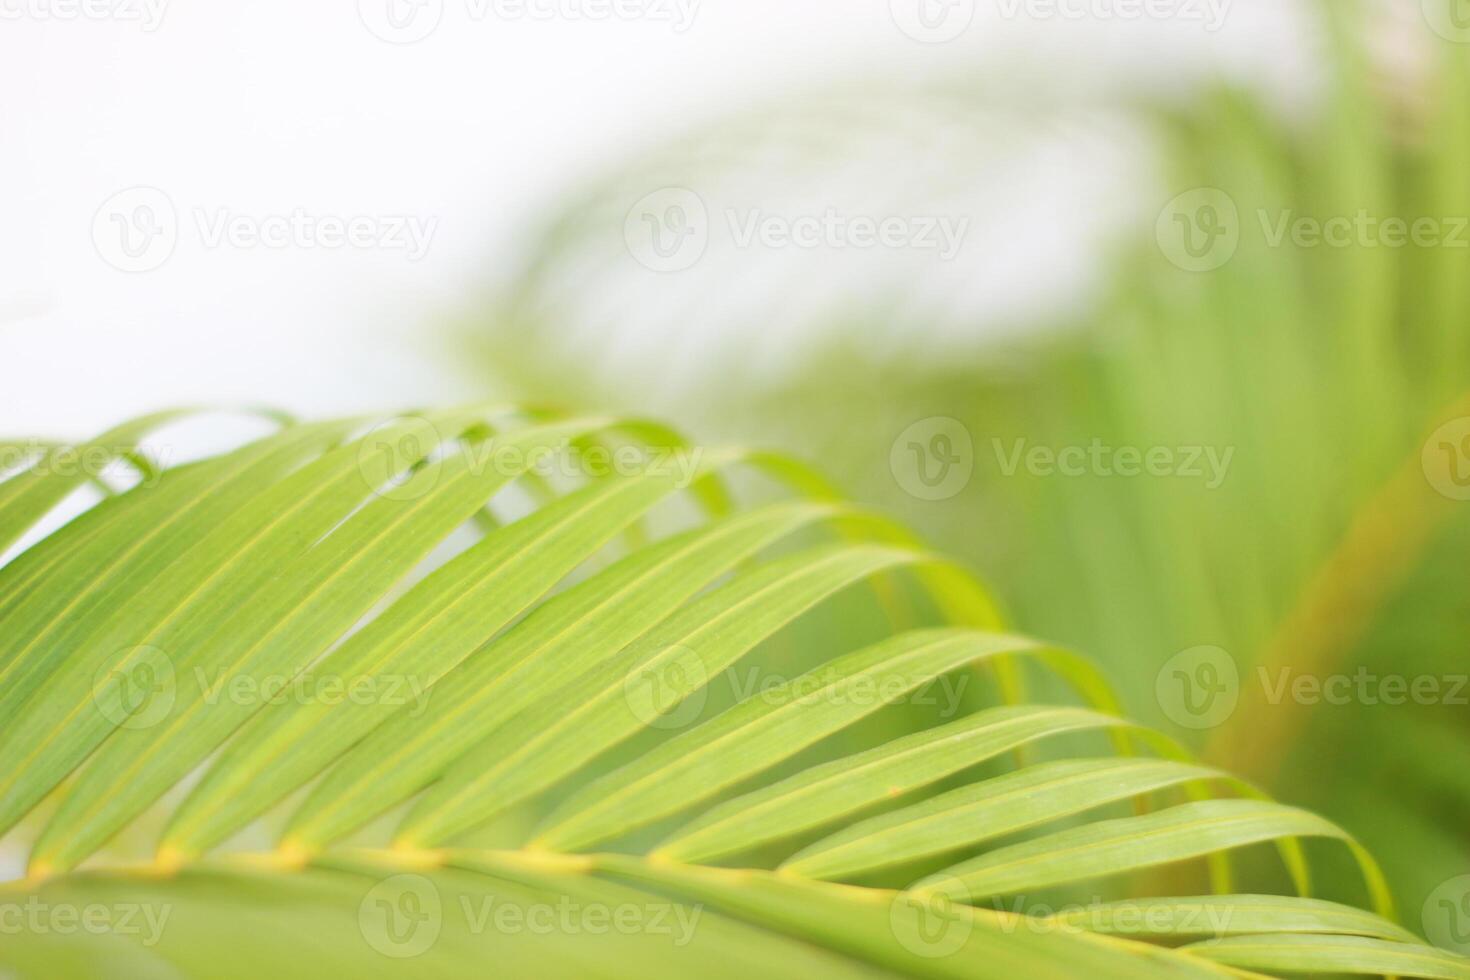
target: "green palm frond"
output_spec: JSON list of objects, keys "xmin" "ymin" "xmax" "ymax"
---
[
  {"xmin": 2, "ymin": 407, "xmax": 1465, "ymax": 978},
  {"xmin": 454, "ymin": 0, "xmax": 1470, "ymax": 924}
]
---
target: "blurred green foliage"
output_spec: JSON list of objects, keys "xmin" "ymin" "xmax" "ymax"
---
[{"xmin": 468, "ymin": 0, "xmax": 1470, "ymax": 923}]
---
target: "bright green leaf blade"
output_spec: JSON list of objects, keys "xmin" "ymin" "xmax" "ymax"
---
[
  {"xmin": 282, "ymin": 499, "xmax": 852, "ymax": 853},
  {"xmin": 2, "ymin": 853, "xmax": 884, "ymax": 980},
  {"xmin": 0, "ymin": 409, "xmax": 200, "ymax": 555},
  {"xmin": 784, "ymin": 758, "xmax": 1228, "ymax": 881},
  {"xmin": 394, "ymin": 543, "xmax": 939, "ymax": 847},
  {"xmin": 0, "ymin": 419, "xmax": 351, "ymax": 729},
  {"xmin": 0, "ymin": 420, "xmax": 362, "ymax": 839},
  {"xmin": 161, "ymin": 454, "xmax": 739, "ymax": 857},
  {"xmin": 3, "ymin": 849, "xmax": 1265, "ymax": 980},
  {"xmin": 593, "ymin": 853, "xmax": 1244, "ymax": 980},
  {"xmin": 1183, "ymin": 934, "xmax": 1470, "ymax": 980},
  {"xmin": 25, "ymin": 418, "xmax": 605, "ymax": 871},
  {"xmin": 430, "ymin": 851, "xmax": 897, "ymax": 979},
  {"xmin": 1044, "ymin": 895, "xmax": 1416, "ymax": 943},
  {"xmin": 534, "ymin": 629, "xmax": 1054, "ymax": 852},
  {"xmin": 657, "ymin": 705, "xmax": 1160, "ymax": 864},
  {"xmin": 917, "ymin": 800, "xmax": 1388, "ymax": 914}
]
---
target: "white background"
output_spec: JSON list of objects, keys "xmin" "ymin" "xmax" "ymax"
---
[{"xmin": 2, "ymin": 0, "xmax": 1334, "ymax": 436}]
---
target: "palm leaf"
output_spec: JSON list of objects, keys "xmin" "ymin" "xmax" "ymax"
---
[
  {"xmin": 457, "ymin": 0, "xmax": 1470, "ymax": 925},
  {"xmin": 0, "ymin": 407, "xmax": 1459, "ymax": 978}
]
